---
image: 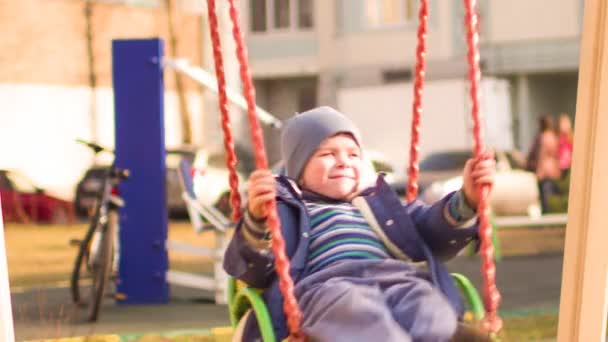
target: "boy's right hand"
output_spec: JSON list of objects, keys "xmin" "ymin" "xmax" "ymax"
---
[{"xmin": 247, "ymin": 169, "xmax": 276, "ymax": 220}]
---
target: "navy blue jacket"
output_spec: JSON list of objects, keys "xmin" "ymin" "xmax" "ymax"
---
[{"xmin": 223, "ymin": 174, "xmax": 479, "ymax": 340}]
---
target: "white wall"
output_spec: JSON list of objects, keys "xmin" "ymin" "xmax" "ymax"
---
[
  {"xmin": 488, "ymin": 0, "xmax": 580, "ymax": 42},
  {"xmin": 337, "ymin": 78, "xmax": 513, "ymax": 171},
  {"xmin": 0, "ymin": 84, "xmax": 203, "ymax": 201}
]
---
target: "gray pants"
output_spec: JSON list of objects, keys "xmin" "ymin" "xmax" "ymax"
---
[{"xmin": 295, "ymin": 259, "xmax": 457, "ymax": 342}]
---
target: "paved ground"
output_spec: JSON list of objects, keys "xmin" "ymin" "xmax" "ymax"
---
[
  {"xmin": 11, "ymin": 251, "xmax": 564, "ymax": 341},
  {"xmin": 12, "ymin": 285, "xmax": 229, "ymax": 341},
  {"xmin": 448, "ymin": 252, "xmax": 563, "ymax": 314}
]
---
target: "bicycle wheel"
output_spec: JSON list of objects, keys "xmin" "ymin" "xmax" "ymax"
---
[
  {"xmin": 87, "ymin": 210, "xmax": 117, "ymax": 322},
  {"xmin": 70, "ymin": 210, "xmax": 101, "ymax": 305}
]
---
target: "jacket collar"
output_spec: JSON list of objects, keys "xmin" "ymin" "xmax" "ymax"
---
[
  {"xmin": 275, "ymin": 175, "xmax": 302, "ymax": 203},
  {"xmin": 276, "ymin": 173, "xmax": 389, "ymax": 203}
]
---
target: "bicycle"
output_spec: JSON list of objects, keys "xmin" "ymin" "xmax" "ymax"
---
[{"xmin": 70, "ymin": 139, "xmax": 129, "ymax": 322}]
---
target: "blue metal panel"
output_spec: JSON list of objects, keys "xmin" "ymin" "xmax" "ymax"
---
[{"xmin": 112, "ymin": 38, "xmax": 169, "ymax": 304}]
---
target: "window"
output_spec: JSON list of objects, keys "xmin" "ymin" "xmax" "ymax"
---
[
  {"xmin": 250, "ymin": 0, "xmax": 314, "ymax": 33},
  {"xmin": 419, "ymin": 151, "xmax": 473, "ymax": 172},
  {"xmin": 366, "ymin": 0, "xmax": 416, "ymax": 28},
  {"xmin": 297, "ymin": 84, "xmax": 317, "ymax": 113},
  {"xmin": 274, "ymin": 0, "xmax": 290, "ymax": 29},
  {"xmin": 251, "ymin": 0, "xmax": 267, "ymax": 32},
  {"xmin": 298, "ymin": 0, "xmax": 314, "ymax": 29},
  {"xmin": 382, "ymin": 69, "xmax": 412, "ymax": 83}
]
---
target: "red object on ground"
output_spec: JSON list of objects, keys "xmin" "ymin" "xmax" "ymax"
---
[{"xmin": 0, "ymin": 169, "xmax": 74, "ymax": 224}]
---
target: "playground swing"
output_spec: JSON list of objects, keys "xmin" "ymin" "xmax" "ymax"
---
[{"xmin": 204, "ymin": 0, "xmax": 501, "ymax": 341}]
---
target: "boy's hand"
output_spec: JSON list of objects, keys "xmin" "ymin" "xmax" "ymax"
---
[
  {"xmin": 462, "ymin": 150, "xmax": 496, "ymax": 208},
  {"xmin": 247, "ymin": 169, "xmax": 276, "ymax": 220}
]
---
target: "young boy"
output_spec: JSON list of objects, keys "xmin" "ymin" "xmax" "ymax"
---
[{"xmin": 224, "ymin": 106, "xmax": 496, "ymax": 342}]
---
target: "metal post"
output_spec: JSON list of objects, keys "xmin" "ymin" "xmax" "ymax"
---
[
  {"xmin": 0, "ymin": 195, "xmax": 15, "ymax": 341},
  {"xmin": 112, "ymin": 39, "xmax": 169, "ymax": 304}
]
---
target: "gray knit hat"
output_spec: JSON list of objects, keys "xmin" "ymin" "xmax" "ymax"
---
[{"xmin": 280, "ymin": 106, "xmax": 361, "ymax": 180}]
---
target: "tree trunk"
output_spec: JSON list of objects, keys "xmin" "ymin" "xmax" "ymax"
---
[
  {"xmin": 165, "ymin": 0, "xmax": 193, "ymax": 145},
  {"xmin": 84, "ymin": 0, "xmax": 98, "ymax": 143}
]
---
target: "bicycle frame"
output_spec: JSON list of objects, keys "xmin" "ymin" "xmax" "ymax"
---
[
  {"xmin": 88, "ymin": 169, "xmax": 124, "ymax": 271},
  {"xmin": 71, "ymin": 138, "xmax": 129, "ymax": 322}
]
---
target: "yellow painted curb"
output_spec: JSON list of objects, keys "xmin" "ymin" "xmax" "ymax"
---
[
  {"xmin": 210, "ymin": 326, "xmax": 234, "ymax": 342},
  {"xmin": 26, "ymin": 336, "xmax": 121, "ymax": 342}
]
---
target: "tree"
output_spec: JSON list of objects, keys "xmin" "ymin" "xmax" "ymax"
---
[{"xmin": 165, "ymin": 0, "xmax": 193, "ymax": 144}]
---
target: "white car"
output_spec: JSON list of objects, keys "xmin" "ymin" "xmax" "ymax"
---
[
  {"xmin": 190, "ymin": 149, "xmax": 246, "ymax": 215},
  {"xmin": 419, "ymin": 150, "xmax": 541, "ymax": 217}
]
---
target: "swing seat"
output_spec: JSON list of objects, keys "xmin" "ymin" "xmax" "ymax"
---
[{"xmin": 227, "ymin": 273, "xmax": 485, "ymax": 342}]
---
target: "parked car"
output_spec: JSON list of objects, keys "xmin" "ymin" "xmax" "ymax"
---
[
  {"xmin": 74, "ymin": 149, "xmax": 197, "ymax": 219},
  {"xmin": 190, "ymin": 149, "xmax": 248, "ymax": 217},
  {"xmin": 74, "ymin": 146, "xmax": 245, "ymax": 219},
  {"xmin": 0, "ymin": 169, "xmax": 75, "ymax": 224},
  {"xmin": 410, "ymin": 149, "xmax": 540, "ymax": 216}
]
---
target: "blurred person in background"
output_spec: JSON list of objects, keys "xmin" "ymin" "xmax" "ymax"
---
[
  {"xmin": 558, "ymin": 113, "xmax": 574, "ymax": 177},
  {"xmin": 527, "ymin": 115, "xmax": 561, "ymax": 213}
]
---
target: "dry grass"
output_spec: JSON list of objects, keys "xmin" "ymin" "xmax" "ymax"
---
[
  {"xmin": 5, "ymin": 222, "xmax": 564, "ymax": 341},
  {"xmin": 4, "ymin": 218, "xmax": 565, "ymax": 289},
  {"xmin": 5, "ymin": 223, "xmax": 82, "ymax": 288},
  {"xmin": 5, "ymin": 221, "xmax": 219, "ymax": 289},
  {"xmin": 499, "ymin": 314, "xmax": 559, "ymax": 341}
]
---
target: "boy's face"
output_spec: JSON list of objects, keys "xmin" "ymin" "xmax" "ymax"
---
[{"xmin": 300, "ymin": 133, "xmax": 362, "ymax": 200}]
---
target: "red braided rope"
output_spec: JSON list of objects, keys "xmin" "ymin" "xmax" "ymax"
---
[
  {"xmin": 225, "ymin": 1, "xmax": 305, "ymax": 340},
  {"xmin": 406, "ymin": 0, "xmax": 429, "ymax": 203},
  {"xmin": 463, "ymin": 0, "xmax": 502, "ymax": 333},
  {"xmin": 205, "ymin": 0, "xmax": 243, "ymax": 223}
]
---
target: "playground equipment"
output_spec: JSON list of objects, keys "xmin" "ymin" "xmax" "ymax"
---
[
  {"xmin": 0, "ymin": 198, "xmax": 14, "ymax": 342},
  {"xmin": 111, "ymin": 33, "xmax": 283, "ymax": 305},
  {"xmin": 227, "ymin": 272, "xmax": 485, "ymax": 342},
  {"xmin": 164, "ymin": 158, "xmax": 232, "ymax": 304},
  {"xmin": 1, "ymin": 0, "xmax": 603, "ymax": 340},
  {"xmin": 163, "ymin": 58, "xmax": 281, "ymax": 129},
  {"xmin": 556, "ymin": 0, "xmax": 608, "ymax": 340},
  {"xmin": 204, "ymin": 0, "xmax": 498, "ymax": 340}
]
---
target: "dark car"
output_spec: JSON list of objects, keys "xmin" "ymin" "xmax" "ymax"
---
[
  {"xmin": 74, "ymin": 166, "xmax": 190, "ymax": 219},
  {"xmin": 0, "ymin": 169, "xmax": 75, "ymax": 224},
  {"xmin": 74, "ymin": 158, "xmax": 191, "ymax": 219}
]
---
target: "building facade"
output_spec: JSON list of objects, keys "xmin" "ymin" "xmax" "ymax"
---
[
  {"xmin": 0, "ymin": 0, "xmax": 583, "ymax": 196},
  {"xmin": 243, "ymin": 0, "xmax": 583, "ymax": 162},
  {"xmin": 0, "ymin": 0, "xmax": 208, "ymax": 197}
]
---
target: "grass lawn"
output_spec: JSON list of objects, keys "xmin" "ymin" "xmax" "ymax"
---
[
  {"xmin": 79, "ymin": 314, "xmax": 561, "ymax": 342},
  {"xmin": 5, "ymin": 221, "xmax": 216, "ymax": 289},
  {"xmin": 5, "ymin": 221, "xmax": 561, "ymax": 341}
]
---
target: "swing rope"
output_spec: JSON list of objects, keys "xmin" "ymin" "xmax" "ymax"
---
[
  {"xmin": 207, "ymin": 0, "xmax": 500, "ymax": 338},
  {"xmin": 406, "ymin": 0, "xmax": 429, "ymax": 203},
  {"xmin": 205, "ymin": 0, "xmax": 305, "ymax": 340},
  {"xmin": 205, "ymin": 0, "xmax": 243, "ymax": 223},
  {"xmin": 462, "ymin": 0, "xmax": 502, "ymax": 333},
  {"xmin": 407, "ymin": 0, "xmax": 502, "ymax": 333}
]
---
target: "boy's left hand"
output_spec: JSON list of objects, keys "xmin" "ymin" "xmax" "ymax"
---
[{"xmin": 462, "ymin": 150, "xmax": 496, "ymax": 208}]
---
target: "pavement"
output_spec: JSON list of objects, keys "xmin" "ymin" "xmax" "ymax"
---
[
  {"xmin": 10, "ymin": 251, "xmax": 565, "ymax": 341},
  {"xmin": 12, "ymin": 284, "xmax": 229, "ymax": 341}
]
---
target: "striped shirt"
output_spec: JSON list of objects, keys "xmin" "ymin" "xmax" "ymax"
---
[
  {"xmin": 303, "ymin": 199, "xmax": 390, "ymax": 274},
  {"xmin": 240, "ymin": 187, "xmax": 477, "ymax": 273}
]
